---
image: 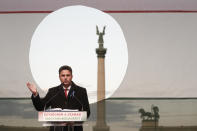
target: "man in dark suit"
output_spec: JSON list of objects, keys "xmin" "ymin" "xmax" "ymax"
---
[{"xmin": 27, "ymin": 65, "xmax": 90, "ymax": 131}]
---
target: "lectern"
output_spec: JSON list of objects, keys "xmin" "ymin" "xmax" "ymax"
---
[{"xmin": 38, "ymin": 109, "xmax": 87, "ymax": 131}]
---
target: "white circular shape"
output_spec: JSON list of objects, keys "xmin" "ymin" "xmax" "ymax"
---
[{"xmin": 29, "ymin": 5, "xmax": 128, "ymax": 104}]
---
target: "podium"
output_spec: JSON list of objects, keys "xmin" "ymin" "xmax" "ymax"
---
[{"xmin": 38, "ymin": 109, "xmax": 87, "ymax": 131}]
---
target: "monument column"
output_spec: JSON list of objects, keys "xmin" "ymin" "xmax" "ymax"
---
[
  {"xmin": 93, "ymin": 26, "xmax": 110, "ymax": 131},
  {"xmin": 96, "ymin": 46, "xmax": 106, "ymax": 101}
]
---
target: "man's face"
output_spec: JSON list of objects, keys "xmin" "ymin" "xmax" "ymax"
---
[{"xmin": 59, "ymin": 70, "xmax": 73, "ymax": 87}]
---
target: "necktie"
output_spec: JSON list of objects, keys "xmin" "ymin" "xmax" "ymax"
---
[{"xmin": 65, "ymin": 88, "xmax": 68, "ymax": 99}]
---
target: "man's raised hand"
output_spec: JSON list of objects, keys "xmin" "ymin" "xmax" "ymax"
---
[{"xmin": 27, "ymin": 82, "xmax": 37, "ymax": 96}]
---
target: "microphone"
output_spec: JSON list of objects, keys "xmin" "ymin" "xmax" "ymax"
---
[
  {"xmin": 43, "ymin": 89, "xmax": 62, "ymax": 111},
  {"xmin": 70, "ymin": 91, "xmax": 84, "ymax": 111}
]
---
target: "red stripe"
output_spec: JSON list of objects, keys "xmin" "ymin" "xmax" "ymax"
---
[
  {"xmin": 0, "ymin": 10, "xmax": 197, "ymax": 14},
  {"xmin": 104, "ymin": 10, "xmax": 197, "ymax": 13},
  {"xmin": 0, "ymin": 11, "xmax": 53, "ymax": 14}
]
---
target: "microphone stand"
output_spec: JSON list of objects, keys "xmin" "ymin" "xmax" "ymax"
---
[
  {"xmin": 43, "ymin": 89, "xmax": 62, "ymax": 111},
  {"xmin": 71, "ymin": 91, "xmax": 84, "ymax": 111}
]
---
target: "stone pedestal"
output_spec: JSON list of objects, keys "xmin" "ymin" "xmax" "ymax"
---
[
  {"xmin": 93, "ymin": 100, "xmax": 110, "ymax": 131},
  {"xmin": 93, "ymin": 126, "xmax": 110, "ymax": 131},
  {"xmin": 142, "ymin": 120, "xmax": 159, "ymax": 127}
]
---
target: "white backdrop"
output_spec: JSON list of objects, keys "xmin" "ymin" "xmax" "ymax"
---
[{"xmin": 0, "ymin": 13, "xmax": 197, "ymax": 98}]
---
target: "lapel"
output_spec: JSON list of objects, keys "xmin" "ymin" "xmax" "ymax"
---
[{"xmin": 58, "ymin": 84, "xmax": 67, "ymax": 100}]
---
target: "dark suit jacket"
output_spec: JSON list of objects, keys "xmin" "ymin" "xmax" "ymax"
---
[{"xmin": 31, "ymin": 81, "xmax": 90, "ymax": 131}]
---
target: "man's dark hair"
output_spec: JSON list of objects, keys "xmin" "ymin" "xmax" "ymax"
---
[{"xmin": 59, "ymin": 65, "xmax": 72, "ymax": 74}]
